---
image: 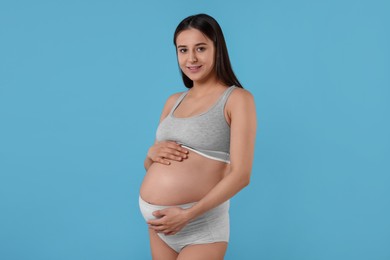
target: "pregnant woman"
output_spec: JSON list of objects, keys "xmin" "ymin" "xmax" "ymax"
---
[{"xmin": 139, "ymin": 14, "xmax": 257, "ymax": 260}]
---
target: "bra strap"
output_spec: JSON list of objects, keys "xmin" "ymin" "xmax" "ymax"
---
[
  {"xmin": 220, "ymin": 85, "xmax": 237, "ymax": 105},
  {"xmin": 169, "ymin": 91, "xmax": 188, "ymax": 115}
]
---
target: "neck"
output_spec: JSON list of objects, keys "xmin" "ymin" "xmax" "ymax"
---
[
  {"xmin": 188, "ymin": 84, "xmax": 228, "ymax": 99},
  {"xmin": 191, "ymin": 74, "xmax": 225, "ymax": 93}
]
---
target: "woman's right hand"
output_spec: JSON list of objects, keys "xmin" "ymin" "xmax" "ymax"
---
[{"xmin": 147, "ymin": 141, "xmax": 189, "ymax": 165}]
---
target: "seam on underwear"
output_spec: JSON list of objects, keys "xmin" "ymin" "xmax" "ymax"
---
[{"xmin": 205, "ymin": 213, "xmax": 216, "ymax": 242}]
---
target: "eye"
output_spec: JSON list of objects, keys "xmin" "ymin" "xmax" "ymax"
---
[
  {"xmin": 197, "ymin": 47, "xmax": 206, "ymax": 52},
  {"xmin": 178, "ymin": 48, "xmax": 187, "ymax": 53}
]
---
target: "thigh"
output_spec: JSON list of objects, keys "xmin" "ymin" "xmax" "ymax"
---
[
  {"xmin": 177, "ymin": 242, "xmax": 228, "ymax": 260},
  {"xmin": 148, "ymin": 228, "xmax": 178, "ymax": 260}
]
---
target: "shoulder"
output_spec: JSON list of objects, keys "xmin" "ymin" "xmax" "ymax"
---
[
  {"xmin": 227, "ymin": 87, "xmax": 255, "ymax": 109},
  {"xmin": 159, "ymin": 90, "xmax": 187, "ymax": 121},
  {"xmin": 226, "ymin": 87, "xmax": 257, "ymax": 132},
  {"xmin": 163, "ymin": 91, "xmax": 186, "ymax": 110},
  {"xmin": 225, "ymin": 87, "xmax": 256, "ymax": 123},
  {"xmin": 166, "ymin": 92, "xmax": 185, "ymax": 105}
]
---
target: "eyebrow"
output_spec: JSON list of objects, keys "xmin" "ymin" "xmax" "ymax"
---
[{"xmin": 177, "ymin": 42, "xmax": 208, "ymax": 48}]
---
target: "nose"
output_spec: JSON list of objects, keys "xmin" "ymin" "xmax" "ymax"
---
[{"xmin": 189, "ymin": 50, "xmax": 197, "ymax": 62}]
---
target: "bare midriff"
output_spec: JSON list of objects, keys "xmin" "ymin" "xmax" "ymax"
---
[{"xmin": 140, "ymin": 150, "xmax": 230, "ymax": 206}]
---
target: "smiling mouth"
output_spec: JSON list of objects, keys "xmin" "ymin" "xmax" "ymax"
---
[{"xmin": 187, "ymin": 65, "xmax": 202, "ymax": 71}]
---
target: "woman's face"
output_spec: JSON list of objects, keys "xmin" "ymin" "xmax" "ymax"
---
[{"xmin": 175, "ymin": 28, "xmax": 216, "ymax": 84}]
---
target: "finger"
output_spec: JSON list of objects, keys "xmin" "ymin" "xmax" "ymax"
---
[
  {"xmin": 147, "ymin": 219, "xmax": 158, "ymax": 226},
  {"xmin": 147, "ymin": 218, "xmax": 165, "ymax": 226},
  {"xmin": 149, "ymin": 224, "xmax": 167, "ymax": 232},
  {"xmin": 156, "ymin": 208, "xmax": 168, "ymax": 215},
  {"xmin": 152, "ymin": 210, "xmax": 159, "ymax": 217},
  {"xmin": 177, "ymin": 145, "xmax": 189, "ymax": 154},
  {"xmin": 174, "ymin": 146, "xmax": 189, "ymax": 155},
  {"xmin": 152, "ymin": 209, "xmax": 167, "ymax": 217},
  {"xmin": 162, "ymin": 142, "xmax": 189, "ymax": 154},
  {"xmin": 161, "ymin": 148, "xmax": 188, "ymax": 160},
  {"xmin": 148, "ymin": 225, "xmax": 161, "ymax": 232},
  {"xmin": 156, "ymin": 157, "xmax": 171, "ymax": 165},
  {"xmin": 159, "ymin": 153, "xmax": 184, "ymax": 162}
]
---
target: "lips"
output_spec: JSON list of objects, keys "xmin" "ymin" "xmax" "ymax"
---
[{"xmin": 187, "ymin": 65, "xmax": 202, "ymax": 72}]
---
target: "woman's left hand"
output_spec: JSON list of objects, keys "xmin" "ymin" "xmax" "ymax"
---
[{"xmin": 147, "ymin": 207, "xmax": 191, "ymax": 235}]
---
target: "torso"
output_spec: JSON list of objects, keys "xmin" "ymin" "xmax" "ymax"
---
[
  {"xmin": 139, "ymin": 85, "xmax": 235, "ymax": 205},
  {"xmin": 139, "ymin": 151, "xmax": 230, "ymax": 205}
]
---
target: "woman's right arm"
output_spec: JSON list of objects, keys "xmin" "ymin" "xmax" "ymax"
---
[{"xmin": 144, "ymin": 93, "xmax": 188, "ymax": 171}]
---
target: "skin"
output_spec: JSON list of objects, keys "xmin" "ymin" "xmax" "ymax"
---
[{"xmin": 142, "ymin": 28, "xmax": 257, "ymax": 259}]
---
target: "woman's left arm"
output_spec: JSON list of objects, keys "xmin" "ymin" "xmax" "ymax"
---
[
  {"xmin": 186, "ymin": 88, "xmax": 257, "ymax": 218},
  {"xmin": 148, "ymin": 89, "xmax": 257, "ymax": 234}
]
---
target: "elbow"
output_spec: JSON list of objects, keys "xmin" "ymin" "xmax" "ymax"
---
[
  {"xmin": 238, "ymin": 172, "xmax": 251, "ymax": 188},
  {"xmin": 230, "ymin": 167, "xmax": 251, "ymax": 188}
]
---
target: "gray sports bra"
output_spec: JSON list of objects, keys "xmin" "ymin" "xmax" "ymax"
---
[{"xmin": 156, "ymin": 85, "xmax": 237, "ymax": 163}]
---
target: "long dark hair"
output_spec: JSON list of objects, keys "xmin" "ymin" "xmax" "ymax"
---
[{"xmin": 173, "ymin": 14, "xmax": 243, "ymax": 89}]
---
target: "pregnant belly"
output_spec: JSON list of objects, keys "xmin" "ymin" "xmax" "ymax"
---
[{"xmin": 139, "ymin": 150, "xmax": 229, "ymax": 205}]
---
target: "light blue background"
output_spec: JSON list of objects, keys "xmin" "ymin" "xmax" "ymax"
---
[{"xmin": 1, "ymin": 0, "xmax": 389, "ymax": 259}]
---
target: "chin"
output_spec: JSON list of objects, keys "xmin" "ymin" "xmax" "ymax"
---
[{"xmin": 186, "ymin": 73, "xmax": 208, "ymax": 82}]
